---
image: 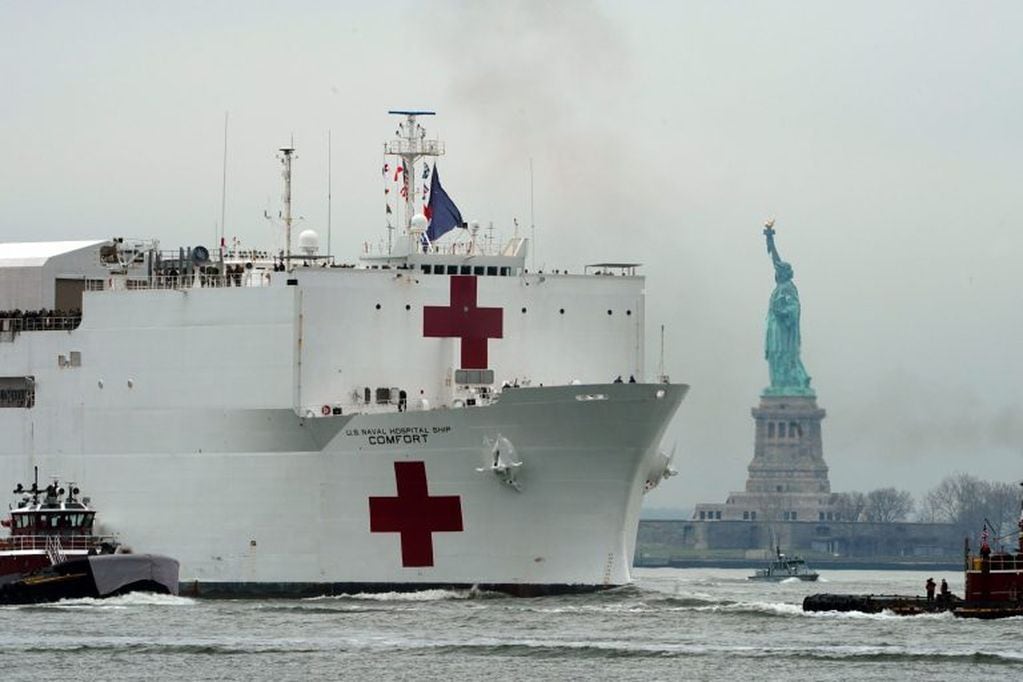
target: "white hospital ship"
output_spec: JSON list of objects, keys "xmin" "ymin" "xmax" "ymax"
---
[{"xmin": 0, "ymin": 112, "xmax": 685, "ymax": 596}]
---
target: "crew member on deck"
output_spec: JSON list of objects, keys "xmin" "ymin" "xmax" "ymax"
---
[{"xmin": 925, "ymin": 577, "xmax": 936, "ymax": 602}]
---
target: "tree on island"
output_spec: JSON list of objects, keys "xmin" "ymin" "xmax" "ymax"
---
[
  {"xmin": 832, "ymin": 489, "xmax": 914, "ymax": 523},
  {"xmin": 831, "ymin": 491, "xmax": 867, "ymax": 522},
  {"xmin": 863, "ymin": 487, "xmax": 914, "ymax": 523},
  {"xmin": 920, "ymin": 473, "xmax": 1020, "ymax": 544}
]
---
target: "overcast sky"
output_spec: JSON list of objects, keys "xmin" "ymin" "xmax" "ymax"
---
[{"xmin": 2, "ymin": 1, "xmax": 1021, "ymax": 510}]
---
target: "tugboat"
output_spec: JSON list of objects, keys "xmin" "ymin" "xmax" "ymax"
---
[
  {"xmin": 0, "ymin": 468, "xmax": 179, "ymax": 604},
  {"xmin": 748, "ymin": 547, "xmax": 819, "ymax": 581},
  {"xmin": 804, "ymin": 483, "xmax": 1023, "ymax": 618}
]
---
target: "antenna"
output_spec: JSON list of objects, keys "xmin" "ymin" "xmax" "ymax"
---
[
  {"xmin": 220, "ymin": 111, "xmax": 229, "ymax": 269},
  {"xmin": 384, "ymin": 110, "xmax": 444, "ymax": 242},
  {"xmin": 529, "ymin": 157, "xmax": 536, "ymax": 272},
  {"xmin": 327, "ymin": 129, "xmax": 332, "ymax": 260},
  {"xmin": 277, "ymin": 145, "xmax": 296, "ymax": 271},
  {"xmin": 658, "ymin": 324, "xmax": 669, "ymax": 384}
]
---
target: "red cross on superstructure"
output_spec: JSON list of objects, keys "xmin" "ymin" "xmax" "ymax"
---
[
  {"xmin": 423, "ymin": 275, "xmax": 503, "ymax": 369},
  {"xmin": 368, "ymin": 461, "xmax": 464, "ymax": 567}
]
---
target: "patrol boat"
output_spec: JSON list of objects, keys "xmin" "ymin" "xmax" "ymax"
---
[
  {"xmin": 748, "ymin": 547, "xmax": 819, "ymax": 581},
  {"xmin": 0, "ymin": 112, "xmax": 685, "ymax": 597}
]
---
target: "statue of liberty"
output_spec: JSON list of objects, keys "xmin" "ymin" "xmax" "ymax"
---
[{"xmin": 762, "ymin": 221, "xmax": 814, "ymax": 396}]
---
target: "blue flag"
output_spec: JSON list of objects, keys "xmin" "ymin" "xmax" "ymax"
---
[{"xmin": 424, "ymin": 165, "xmax": 463, "ymax": 243}]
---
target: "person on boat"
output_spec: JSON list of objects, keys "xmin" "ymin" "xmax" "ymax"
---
[
  {"xmin": 940, "ymin": 579, "xmax": 950, "ymax": 603},
  {"xmin": 925, "ymin": 577, "xmax": 936, "ymax": 602}
]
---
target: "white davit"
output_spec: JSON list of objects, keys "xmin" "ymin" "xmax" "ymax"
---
[{"xmin": 0, "ymin": 112, "xmax": 686, "ymax": 597}]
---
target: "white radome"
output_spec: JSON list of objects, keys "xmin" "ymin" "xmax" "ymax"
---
[
  {"xmin": 410, "ymin": 214, "xmax": 428, "ymax": 234},
  {"xmin": 298, "ymin": 229, "xmax": 319, "ymax": 255}
]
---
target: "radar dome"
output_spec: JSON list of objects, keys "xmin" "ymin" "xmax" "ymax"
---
[
  {"xmin": 410, "ymin": 214, "xmax": 428, "ymax": 234},
  {"xmin": 298, "ymin": 229, "xmax": 319, "ymax": 255}
]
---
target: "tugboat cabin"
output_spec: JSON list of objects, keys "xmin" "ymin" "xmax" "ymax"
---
[{"xmin": 7, "ymin": 483, "xmax": 96, "ymax": 538}]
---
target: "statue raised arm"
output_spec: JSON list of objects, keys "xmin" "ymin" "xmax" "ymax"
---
[{"xmin": 761, "ymin": 221, "xmax": 813, "ymax": 396}]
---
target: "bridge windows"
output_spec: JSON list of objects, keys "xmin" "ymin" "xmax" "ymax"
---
[{"xmin": 415, "ymin": 264, "xmax": 518, "ymax": 277}]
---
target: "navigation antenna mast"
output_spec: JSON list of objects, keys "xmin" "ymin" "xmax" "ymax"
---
[
  {"xmin": 278, "ymin": 145, "xmax": 295, "ymax": 270},
  {"xmin": 384, "ymin": 110, "xmax": 444, "ymax": 252},
  {"xmin": 658, "ymin": 324, "xmax": 670, "ymax": 384}
]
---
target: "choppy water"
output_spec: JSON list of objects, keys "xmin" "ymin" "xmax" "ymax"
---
[{"xmin": 1, "ymin": 568, "xmax": 1020, "ymax": 681}]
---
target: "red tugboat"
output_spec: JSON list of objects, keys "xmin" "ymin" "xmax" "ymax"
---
[
  {"xmin": 0, "ymin": 468, "xmax": 179, "ymax": 604},
  {"xmin": 956, "ymin": 518, "xmax": 1023, "ymax": 618},
  {"xmin": 804, "ymin": 484, "xmax": 1023, "ymax": 618}
]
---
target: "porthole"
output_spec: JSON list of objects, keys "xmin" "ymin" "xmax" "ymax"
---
[
  {"xmin": 559, "ymin": 308, "xmax": 565, "ymax": 315},
  {"xmin": 375, "ymin": 303, "xmax": 381, "ymax": 310},
  {"xmin": 521, "ymin": 307, "xmax": 527, "ymax": 314},
  {"xmin": 626, "ymin": 310, "xmax": 632, "ymax": 316},
  {"xmin": 405, "ymin": 304, "xmax": 411, "ymax": 311},
  {"xmin": 607, "ymin": 309, "xmax": 613, "ymax": 316}
]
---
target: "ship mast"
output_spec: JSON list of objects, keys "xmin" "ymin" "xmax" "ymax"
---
[
  {"xmin": 278, "ymin": 145, "xmax": 295, "ymax": 270},
  {"xmin": 384, "ymin": 110, "xmax": 445, "ymax": 252}
]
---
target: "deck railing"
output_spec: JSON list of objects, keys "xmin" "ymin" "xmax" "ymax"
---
[
  {"xmin": 84, "ymin": 272, "xmax": 274, "ymax": 292},
  {"xmin": 0, "ymin": 534, "xmax": 115, "ymax": 552},
  {"xmin": 0, "ymin": 316, "xmax": 81, "ymax": 333}
]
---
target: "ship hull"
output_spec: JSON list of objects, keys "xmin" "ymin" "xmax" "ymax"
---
[{"xmin": 2, "ymin": 383, "xmax": 683, "ymax": 596}]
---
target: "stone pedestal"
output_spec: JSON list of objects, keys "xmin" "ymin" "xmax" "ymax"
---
[
  {"xmin": 693, "ymin": 394, "xmax": 836, "ymax": 525},
  {"xmin": 746, "ymin": 395, "xmax": 828, "ymax": 496}
]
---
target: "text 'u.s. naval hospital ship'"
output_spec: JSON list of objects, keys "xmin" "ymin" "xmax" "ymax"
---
[{"xmin": 0, "ymin": 112, "xmax": 686, "ymax": 597}]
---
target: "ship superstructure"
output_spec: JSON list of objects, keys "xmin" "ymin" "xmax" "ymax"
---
[{"xmin": 0, "ymin": 114, "xmax": 685, "ymax": 596}]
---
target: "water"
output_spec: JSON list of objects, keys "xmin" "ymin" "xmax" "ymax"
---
[{"xmin": 1, "ymin": 568, "xmax": 1020, "ymax": 681}]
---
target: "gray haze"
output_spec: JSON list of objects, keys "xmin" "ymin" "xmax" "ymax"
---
[{"xmin": 2, "ymin": 1, "xmax": 1021, "ymax": 510}]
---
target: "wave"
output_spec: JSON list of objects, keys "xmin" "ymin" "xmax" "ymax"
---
[
  {"xmin": 13, "ymin": 642, "xmax": 321, "ymax": 656},
  {"xmin": 406, "ymin": 640, "xmax": 1023, "ymax": 665},
  {"xmin": 4, "ymin": 592, "xmax": 196, "ymax": 611},
  {"xmin": 9, "ymin": 638, "xmax": 1022, "ymax": 665},
  {"xmin": 304, "ymin": 586, "xmax": 505, "ymax": 602}
]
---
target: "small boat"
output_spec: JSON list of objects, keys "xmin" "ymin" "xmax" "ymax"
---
[
  {"xmin": 748, "ymin": 547, "xmax": 819, "ymax": 581},
  {"xmin": 0, "ymin": 468, "xmax": 178, "ymax": 604}
]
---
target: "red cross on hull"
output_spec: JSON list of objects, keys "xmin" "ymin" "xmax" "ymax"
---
[
  {"xmin": 423, "ymin": 275, "xmax": 503, "ymax": 369},
  {"xmin": 369, "ymin": 461, "xmax": 464, "ymax": 567}
]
